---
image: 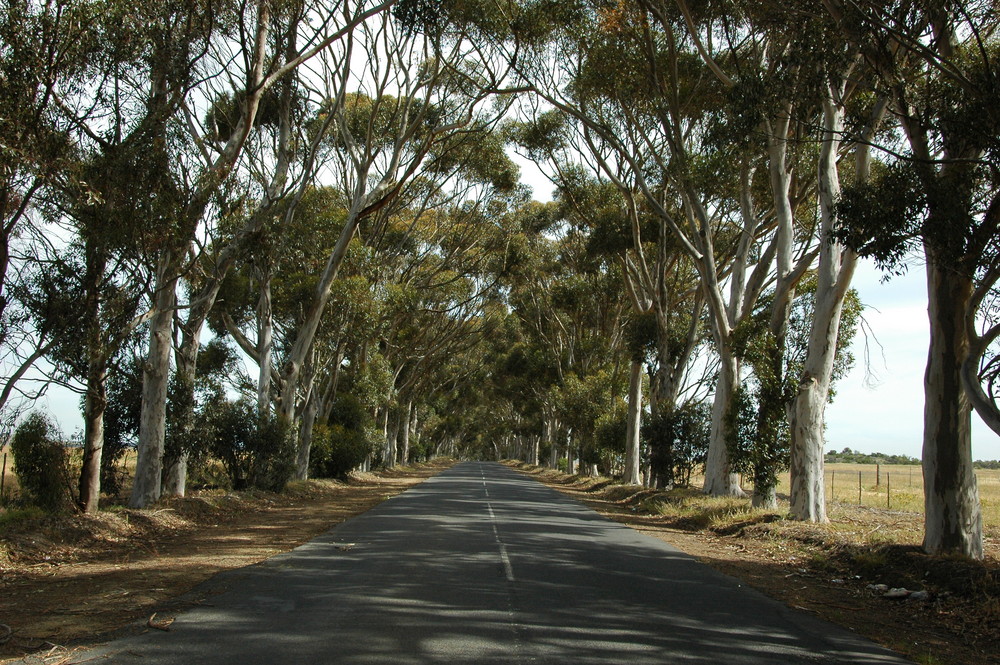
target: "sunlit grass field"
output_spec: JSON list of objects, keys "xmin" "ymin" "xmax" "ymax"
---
[{"xmin": 681, "ymin": 463, "xmax": 1000, "ymax": 532}]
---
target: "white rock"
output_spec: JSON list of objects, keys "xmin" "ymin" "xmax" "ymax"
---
[{"xmin": 883, "ymin": 588, "xmax": 911, "ymax": 599}]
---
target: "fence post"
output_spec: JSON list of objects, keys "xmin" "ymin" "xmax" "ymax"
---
[
  {"xmin": 887, "ymin": 473, "xmax": 891, "ymax": 509},
  {"xmin": 831, "ymin": 470, "xmax": 835, "ymax": 502},
  {"xmin": 876, "ymin": 463, "xmax": 880, "ymax": 487},
  {"xmin": 858, "ymin": 470, "xmax": 862, "ymax": 505}
]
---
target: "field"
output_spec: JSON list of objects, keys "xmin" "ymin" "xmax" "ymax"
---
[{"xmin": 775, "ymin": 463, "xmax": 1000, "ymax": 528}]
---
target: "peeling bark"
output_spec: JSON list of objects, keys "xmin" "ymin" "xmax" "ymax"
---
[
  {"xmin": 623, "ymin": 359, "xmax": 643, "ymax": 485},
  {"xmin": 922, "ymin": 258, "xmax": 983, "ymax": 559},
  {"xmin": 129, "ymin": 254, "xmax": 177, "ymax": 508}
]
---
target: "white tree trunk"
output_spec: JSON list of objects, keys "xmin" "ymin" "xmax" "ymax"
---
[
  {"xmin": 922, "ymin": 258, "xmax": 983, "ymax": 559},
  {"xmin": 548, "ymin": 418, "xmax": 559, "ymax": 469},
  {"xmin": 296, "ymin": 391, "xmax": 319, "ymax": 481},
  {"xmin": 399, "ymin": 400, "xmax": 412, "ymax": 466},
  {"xmin": 385, "ymin": 408, "xmax": 400, "ymax": 469},
  {"xmin": 703, "ymin": 352, "xmax": 744, "ymax": 496},
  {"xmin": 130, "ymin": 254, "xmax": 177, "ymax": 508},
  {"xmin": 257, "ymin": 276, "xmax": 274, "ymax": 414},
  {"xmin": 79, "ymin": 360, "xmax": 106, "ymax": 513},
  {"xmin": 789, "ymin": 90, "xmax": 856, "ymax": 522},
  {"xmin": 623, "ymin": 359, "xmax": 643, "ymax": 485}
]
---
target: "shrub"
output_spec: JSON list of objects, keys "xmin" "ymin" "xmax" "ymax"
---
[
  {"xmin": 309, "ymin": 423, "xmax": 373, "ymax": 478},
  {"xmin": 642, "ymin": 402, "xmax": 710, "ymax": 488},
  {"xmin": 203, "ymin": 400, "xmax": 295, "ymax": 492},
  {"xmin": 10, "ymin": 412, "xmax": 71, "ymax": 510}
]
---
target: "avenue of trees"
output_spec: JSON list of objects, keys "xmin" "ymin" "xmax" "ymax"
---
[{"xmin": 2, "ymin": 0, "xmax": 997, "ymax": 560}]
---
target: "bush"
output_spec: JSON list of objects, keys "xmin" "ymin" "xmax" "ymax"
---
[
  {"xmin": 203, "ymin": 400, "xmax": 295, "ymax": 492},
  {"xmin": 309, "ymin": 423, "xmax": 373, "ymax": 478},
  {"xmin": 642, "ymin": 402, "xmax": 710, "ymax": 488},
  {"xmin": 10, "ymin": 412, "xmax": 71, "ymax": 510}
]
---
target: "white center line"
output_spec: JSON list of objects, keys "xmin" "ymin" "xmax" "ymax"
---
[{"xmin": 482, "ymin": 467, "xmax": 515, "ymax": 582}]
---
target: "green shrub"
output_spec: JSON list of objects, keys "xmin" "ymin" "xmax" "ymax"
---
[
  {"xmin": 203, "ymin": 400, "xmax": 295, "ymax": 492},
  {"xmin": 309, "ymin": 423, "xmax": 373, "ymax": 478},
  {"xmin": 11, "ymin": 412, "xmax": 71, "ymax": 510},
  {"xmin": 642, "ymin": 402, "xmax": 710, "ymax": 488}
]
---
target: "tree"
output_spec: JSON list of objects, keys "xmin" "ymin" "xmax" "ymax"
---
[{"xmin": 826, "ymin": 0, "xmax": 997, "ymax": 558}]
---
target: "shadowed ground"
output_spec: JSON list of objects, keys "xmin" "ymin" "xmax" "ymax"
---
[{"xmin": 54, "ymin": 462, "xmax": 912, "ymax": 664}]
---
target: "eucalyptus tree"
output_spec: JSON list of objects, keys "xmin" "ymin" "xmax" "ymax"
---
[
  {"xmin": 10, "ymin": 0, "xmax": 237, "ymax": 512},
  {"xmin": 500, "ymin": 3, "xmax": 804, "ymax": 496},
  {"xmin": 264, "ymin": 10, "xmax": 518, "ymax": 456},
  {"xmin": 0, "ymin": 0, "xmax": 103, "ymax": 420},
  {"xmin": 127, "ymin": 0, "xmax": 398, "ymax": 508},
  {"xmin": 824, "ymin": 0, "xmax": 999, "ymax": 558}
]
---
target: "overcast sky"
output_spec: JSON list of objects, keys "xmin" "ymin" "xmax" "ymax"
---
[{"xmin": 824, "ymin": 261, "xmax": 999, "ymax": 461}]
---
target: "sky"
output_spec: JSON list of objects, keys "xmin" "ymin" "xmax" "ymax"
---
[{"xmin": 825, "ymin": 261, "xmax": 999, "ymax": 461}]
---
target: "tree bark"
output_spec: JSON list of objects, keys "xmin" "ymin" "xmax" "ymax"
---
[
  {"xmin": 922, "ymin": 258, "xmax": 983, "ymax": 559},
  {"xmin": 130, "ymin": 252, "xmax": 178, "ymax": 508},
  {"xmin": 384, "ymin": 407, "xmax": 399, "ymax": 469},
  {"xmin": 257, "ymin": 275, "xmax": 274, "ymax": 414},
  {"xmin": 789, "ymin": 90, "xmax": 858, "ymax": 522},
  {"xmin": 78, "ymin": 239, "xmax": 108, "ymax": 513},
  {"xmin": 623, "ymin": 359, "xmax": 643, "ymax": 485},
  {"xmin": 703, "ymin": 351, "xmax": 744, "ymax": 496},
  {"xmin": 79, "ymin": 357, "xmax": 107, "ymax": 513},
  {"xmin": 399, "ymin": 400, "xmax": 412, "ymax": 465}
]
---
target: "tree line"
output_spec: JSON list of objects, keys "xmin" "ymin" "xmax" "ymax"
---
[{"xmin": 2, "ymin": 0, "xmax": 998, "ymax": 560}]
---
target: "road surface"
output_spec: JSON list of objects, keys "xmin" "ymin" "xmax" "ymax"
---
[{"xmin": 63, "ymin": 462, "xmax": 911, "ymax": 664}]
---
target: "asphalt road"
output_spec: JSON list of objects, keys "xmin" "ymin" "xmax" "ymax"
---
[{"xmin": 64, "ymin": 462, "xmax": 912, "ymax": 664}]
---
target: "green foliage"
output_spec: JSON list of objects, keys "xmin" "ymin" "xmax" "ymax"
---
[
  {"xmin": 10, "ymin": 412, "xmax": 70, "ymax": 511},
  {"xmin": 202, "ymin": 401, "xmax": 295, "ymax": 492},
  {"xmin": 834, "ymin": 163, "xmax": 926, "ymax": 273},
  {"xmin": 102, "ymin": 358, "xmax": 143, "ymax": 495},
  {"xmin": 726, "ymin": 383, "xmax": 788, "ymax": 497},
  {"xmin": 310, "ymin": 393, "xmax": 375, "ymax": 478},
  {"xmin": 591, "ymin": 406, "xmax": 627, "ymax": 473},
  {"xmin": 825, "ymin": 448, "xmax": 920, "ymax": 465},
  {"xmin": 642, "ymin": 402, "xmax": 710, "ymax": 488},
  {"xmin": 309, "ymin": 423, "xmax": 373, "ymax": 479}
]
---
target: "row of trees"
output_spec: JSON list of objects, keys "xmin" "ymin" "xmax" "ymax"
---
[{"xmin": 3, "ymin": 0, "xmax": 997, "ymax": 560}]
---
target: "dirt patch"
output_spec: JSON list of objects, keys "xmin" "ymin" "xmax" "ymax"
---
[
  {"xmin": 0, "ymin": 460, "xmax": 454, "ymax": 662},
  {"xmin": 513, "ymin": 463, "xmax": 999, "ymax": 665}
]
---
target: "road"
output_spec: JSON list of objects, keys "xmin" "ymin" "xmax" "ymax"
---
[{"xmin": 65, "ymin": 462, "xmax": 911, "ymax": 664}]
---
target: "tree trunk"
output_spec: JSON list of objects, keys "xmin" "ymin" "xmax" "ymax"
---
[
  {"xmin": 129, "ymin": 253, "xmax": 178, "ymax": 508},
  {"xmin": 703, "ymin": 352, "xmax": 744, "ymax": 496},
  {"xmin": 623, "ymin": 359, "xmax": 643, "ymax": 485},
  {"xmin": 79, "ymin": 358, "xmax": 107, "ymax": 513},
  {"xmin": 78, "ymin": 240, "xmax": 107, "ymax": 513},
  {"xmin": 922, "ymin": 258, "xmax": 983, "ymax": 559},
  {"xmin": 257, "ymin": 275, "xmax": 274, "ymax": 414},
  {"xmin": 399, "ymin": 400, "xmax": 412, "ymax": 465},
  {"xmin": 549, "ymin": 420, "xmax": 559, "ymax": 469},
  {"xmin": 751, "ymin": 485, "xmax": 776, "ymax": 509},
  {"xmin": 162, "ymin": 337, "xmax": 199, "ymax": 498},
  {"xmin": 789, "ymin": 90, "xmax": 857, "ymax": 522},
  {"xmin": 297, "ymin": 390, "xmax": 319, "ymax": 481},
  {"xmin": 385, "ymin": 407, "xmax": 399, "ymax": 469}
]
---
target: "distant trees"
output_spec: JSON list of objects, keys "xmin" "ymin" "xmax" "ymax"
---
[{"xmin": 825, "ymin": 448, "xmax": 921, "ymax": 466}]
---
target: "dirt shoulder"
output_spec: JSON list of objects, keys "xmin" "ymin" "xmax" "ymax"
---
[
  {"xmin": 512, "ymin": 463, "xmax": 999, "ymax": 665},
  {"xmin": 0, "ymin": 460, "xmax": 454, "ymax": 663}
]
